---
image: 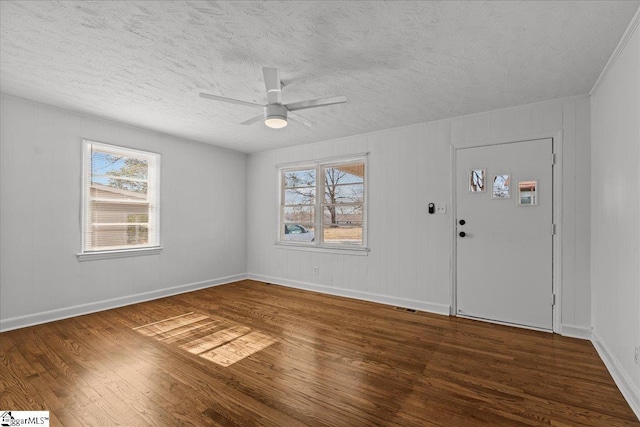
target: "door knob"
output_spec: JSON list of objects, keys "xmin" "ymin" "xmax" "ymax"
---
[
  {"xmin": 459, "ymin": 219, "xmax": 466, "ymax": 225},
  {"xmin": 459, "ymin": 231, "xmax": 466, "ymax": 237}
]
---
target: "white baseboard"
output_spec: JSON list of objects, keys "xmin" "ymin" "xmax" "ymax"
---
[
  {"xmin": 560, "ymin": 324, "xmax": 592, "ymax": 340},
  {"xmin": 591, "ymin": 330, "xmax": 640, "ymax": 421},
  {"xmin": 247, "ymin": 273, "xmax": 451, "ymax": 316},
  {"xmin": 0, "ymin": 273, "xmax": 247, "ymax": 332}
]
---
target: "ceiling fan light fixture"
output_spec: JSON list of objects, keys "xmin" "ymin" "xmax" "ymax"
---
[
  {"xmin": 265, "ymin": 116, "xmax": 287, "ymax": 129},
  {"xmin": 264, "ymin": 104, "xmax": 288, "ymax": 129}
]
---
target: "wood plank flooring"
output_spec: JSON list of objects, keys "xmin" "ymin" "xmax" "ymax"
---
[{"xmin": 1, "ymin": 279, "xmax": 638, "ymax": 426}]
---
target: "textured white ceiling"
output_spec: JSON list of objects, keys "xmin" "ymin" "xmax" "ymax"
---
[{"xmin": 1, "ymin": 1, "xmax": 638, "ymax": 153}]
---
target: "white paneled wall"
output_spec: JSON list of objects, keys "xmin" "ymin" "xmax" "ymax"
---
[
  {"xmin": 247, "ymin": 95, "xmax": 591, "ymax": 333},
  {"xmin": 247, "ymin": 125, "xmax": 449, "ymax": 312},
  {"xmin": 0, "ymin": 94, "xmax": 247, "ymax": 331},
  {"xmin": 248, "ymin": 123, "xmax": 450, "ymax": 313},
  {"xmin": 591, "ymin": 12, "xmax": 640, "ymax": 417}
]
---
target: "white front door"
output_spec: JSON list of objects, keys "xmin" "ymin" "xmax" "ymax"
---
[{"xmin": 456, "ymin": 138, "xmax": 554, "ymax": 330}]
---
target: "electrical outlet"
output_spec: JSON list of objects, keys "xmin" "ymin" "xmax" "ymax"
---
[
  {"xmin": 313, "ymin": 266, "xmax": 319, "ymax": 275},
  {"xmin": 435, "ymin": 203, "xmax": 447, "ymax": 214}
]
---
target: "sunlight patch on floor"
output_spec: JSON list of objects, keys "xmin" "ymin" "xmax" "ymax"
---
[
  {"xmin": 180, "ymin": 325, "xmax": 251, "ymax": 354},
  {"xmin": 200, "ymin": 331, "xmax": 277, "ymax": 367},
  {"xmin": 133, "ymin": 312, "xmax": 276, "ymax": 366}
]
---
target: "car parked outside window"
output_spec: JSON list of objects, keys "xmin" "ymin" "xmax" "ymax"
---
[{"xmin": 283, "ymin": 224, "xmax": 315, "ymax": 242}]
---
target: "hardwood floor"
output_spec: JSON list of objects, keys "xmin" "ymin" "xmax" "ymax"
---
[{"xmin": 1, "ymin": 279, "xmax": 637, "ymax": 426}]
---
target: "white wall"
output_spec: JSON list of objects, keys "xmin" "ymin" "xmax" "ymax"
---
[
  {"xmin": 0, "ymin": 94, "xmax": 247, "ymax": 331},
  {"xmin": 248, "ymin": 123, "xmax": 451, "ymax": 314},
  {"xmin": 590, "ymin": 12, "xmax": 640, "ymax": 417},
  {"xmin": 247, "ymin": 95, "xmax": 591, "ymax": 334}
]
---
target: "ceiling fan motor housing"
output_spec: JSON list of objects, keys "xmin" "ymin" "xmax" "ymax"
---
[
  {"xmin": 265, "ymin": 104, "xmax": 287, "ymax": 120},
  {"xmin": 264, "ymin": 104, "xmax": 288, "ymax": 128}
]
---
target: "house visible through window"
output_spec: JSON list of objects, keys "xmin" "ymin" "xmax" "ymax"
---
[
  {"xmin": 280, "ymin": 157, "xmax": 366, "ymax": 248},
  {"xmin": 81, "ymin": 140, "xmax": 160, "ymax": 254}
]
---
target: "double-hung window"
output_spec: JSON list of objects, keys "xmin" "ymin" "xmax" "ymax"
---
[
  {"xmin": 279, "ymin": 156, "xmax": 367, "ymax": 250},
  {"xmin": 79, "ymin": 140, "xmax": 160, "ymax": 259}
]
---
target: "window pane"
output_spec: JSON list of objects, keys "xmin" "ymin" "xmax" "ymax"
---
[
  {"xmin": 91, "ymin": 178, "xmax": 148, "ymax": 197},
  {"xmin": 323, "ymin": 183, "xmax": 363, "ymax": 204},
  {"xmin": 324, "ymin": 163, "xmax": 364, "ymax": 186},
  {"xmin": 323, "ymin": 205, "xmax": 362, "ymax": 226},
  {"xmin": 518, "ymin": 180, "xmax": 538, "ymax": 206},
  {"xmin": 284, "ymin": 188, "xmax": 315, "ymax": 205},
  {"xmin": 323, "ymin": 225, "xmax": 363, "ymax": 245},
  {"xmin": 91, "ymin": 150, "xmax": 149, "ymax": 194},
  {"xmin": 91, "ymin": 203, "xmax": 149, "ymax": 223},
  {"xmin": 92, "ymin": 151, "xmax": 148, "ymax": 178},
  {"xmin": 469, "ymin": 169, "xmax": 486, "ymax": 193},
  {"xmin": 283, "ymin": 206, "xmax": 314, "ymax": 224},
  {"xmin": 91, "ymin": 225, "xmax": 149, "ymax": 248},
  {"xmin": 284, "ymin": 169, "xmax": 315, "ymax": 188},
  {"xmin": 282, "ymin": 223, "xmax": 315, "ymax": 242}
]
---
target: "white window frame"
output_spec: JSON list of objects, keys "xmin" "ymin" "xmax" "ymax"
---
[
  {"xmin": 277, "ymin": 154, "xmax": 369, "ymax": 254},
  {"xmin": 78, "ymin": 140, "xmax": 162, "ymax": 261}
]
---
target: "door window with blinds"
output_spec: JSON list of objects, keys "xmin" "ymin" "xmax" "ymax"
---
[
  {"xmin": 279, "ymin": 157, "xmax": 367, "ymax": 249},
  {"xmin": 81, "ymin": 140, "xmax": 160, "ymax": 257}
]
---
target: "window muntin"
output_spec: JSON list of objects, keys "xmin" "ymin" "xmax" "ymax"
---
[
  {"xmin": 82, "ymin": 140, "xmax": 160, "ymax": 253},
  {"xmin": 279, "ymin": 158, "xmax": 366, "ymax": 248}
]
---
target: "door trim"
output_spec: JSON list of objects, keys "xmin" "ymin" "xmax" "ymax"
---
[{"xmin": 450, "ymin": 131, "xmax": 563, "ymax": 334}]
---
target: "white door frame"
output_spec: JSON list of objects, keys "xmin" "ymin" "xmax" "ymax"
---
[{"xmin": 450, "ymin": 130, "xmax": 563, "ymax": 334}]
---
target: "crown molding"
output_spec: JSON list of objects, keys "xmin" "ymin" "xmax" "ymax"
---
[{"xmin": 591, "ymin": 6, "xmax": 640, "ymax": 96}]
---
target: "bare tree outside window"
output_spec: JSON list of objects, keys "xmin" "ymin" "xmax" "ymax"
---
[{"xmin": 322, "ymin": 163, "xmax": 364, "ymax": 244}]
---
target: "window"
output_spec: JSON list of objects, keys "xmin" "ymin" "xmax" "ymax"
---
[
  {"xmin": 80, "ymin": 140, "xmax": 160, "ymax": 258},
  {"xmin": 279, "ymin": 157, "xmax": 367, "ymax": 249}
]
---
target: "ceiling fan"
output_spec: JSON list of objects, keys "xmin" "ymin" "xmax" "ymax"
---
[{"xmin": 199, "ymin": 67, "xmax": 347, "ymax": 129}]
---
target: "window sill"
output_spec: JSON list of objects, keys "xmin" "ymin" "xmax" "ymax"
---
[
  {"xmin": 77, "ymin": 246, "xmax": 163, "ymax": 262},
  {"xmin": 274, "ymin": 242, "xmax": 369, "ymax": 256}
]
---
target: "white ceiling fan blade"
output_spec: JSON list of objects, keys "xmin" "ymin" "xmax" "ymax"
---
[
  {"xmin": 240, "ymin": 114, "xmax": 264, "ymax": 126},
  {"xmin": 262, "ymin": 67, "xmax": 282, "ymax": 104},
  {"xmin": 285, "ymin": 96, "xmax": 347, "ymax": 112},
  {"xmin": 199, "ymin": 92, "xmax": 262, "ymax": 108},
  {"xmin": 289, "ymin": 112, "xmax": 313, "ymax": 127}
]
